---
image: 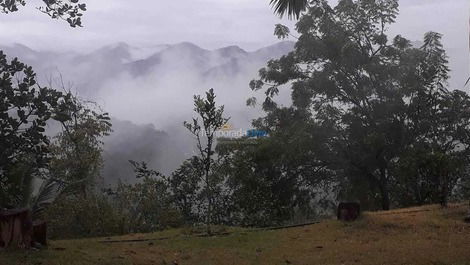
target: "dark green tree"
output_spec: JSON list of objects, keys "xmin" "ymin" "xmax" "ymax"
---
[
  {"xmin": 393, "ymin": 89, "xmax": 470, "ymax": 206},
  {"xmin": 168, "ymin": 156, "xmax": 203, "ymax": 224},
  {"xmin": 252, "ymin": 0, "xmax": 470, "ymax": 210},
  {"xmin": 0, "ymin": 52, "xmax": 111, "ymax": 212},
  {"xmin": 218, "ymin": 107, "xmax": 335, "ymax": 226},
  {"xmin": 387, "ymin": 33, "xmax": 470, "ymax": 207},
  {"xmin": 0, "ymin": 52, "xmax": 65, "ymax": 207},
  {"xmin": 254, "ymin": 0, "xmax": 402, "ymax": 210}
]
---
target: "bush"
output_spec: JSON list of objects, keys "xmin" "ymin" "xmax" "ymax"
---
[{"xmin": 46, "ymin": 194, "xmax": 127, "ymax": 239}]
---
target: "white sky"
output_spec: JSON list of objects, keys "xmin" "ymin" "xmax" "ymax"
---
[
  {"xmin": 0, "ymin": 0, "xmax": 295, "ymax": 51},
  {"xmin": 0, "ymin": 0, "xmax": 465, "ymax": 50}
]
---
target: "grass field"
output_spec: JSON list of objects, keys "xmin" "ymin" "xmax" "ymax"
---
[{"xmin": 2, "ymin": 203, "xmax": 470, "ymax": 265}]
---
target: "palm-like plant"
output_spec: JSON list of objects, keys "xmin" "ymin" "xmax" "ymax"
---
[
  {"xmin": 270, "ymin": 0, "xmax": 309, "ymax": 19},
  {"xmin": 30, "ymin": 178, "xmax": 60, "ymax": 220}
]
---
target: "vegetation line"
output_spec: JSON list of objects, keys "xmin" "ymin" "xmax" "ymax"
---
[
  {"xmin": 98, "ymin": 220, "xmax": 322, "ymax": 244},
  {"xmin": 98, "ymin": 236, "xmax": 173, "ymax": 244},
  {"xmin": 256, "ymin": 220, "xmax": 322, "ymax": 231},
  {"xmin": 373, "ymin": 209, "xmax": 434, "ymax": 216}
]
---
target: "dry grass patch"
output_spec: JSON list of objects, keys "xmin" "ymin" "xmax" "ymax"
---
[{"xmin": 1, "ymin": 203, "xmax": 469, "ymax": 265}]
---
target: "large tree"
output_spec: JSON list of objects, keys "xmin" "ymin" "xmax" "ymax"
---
[
  {"xmin": 0, "ymin": 52, "xmax": 65, "ymax": 207},
  {"xmin": 253, "ymin": 0, "xmax": 470, "ymax": 210},
  {"xmin": 0, "ymin": 55, "xmax": 111, "ymax": 208}
]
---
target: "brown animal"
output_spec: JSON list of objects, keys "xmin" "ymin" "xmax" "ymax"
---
[{"xmin": 337, "ymin": 202, "xmax": 361, "ymax": 221}]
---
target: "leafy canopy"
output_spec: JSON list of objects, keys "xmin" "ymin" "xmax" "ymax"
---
[
  {"xmin": 252, "ymin": 0, "xmax": 470, "ymax": 210},
  {"xmin": 0, "ymin": 0, "xmax": 86, "ymax": 27}
]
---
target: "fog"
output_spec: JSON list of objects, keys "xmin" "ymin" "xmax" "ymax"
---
[
  {"xmin": 0, "ymin": 0, "xmax": 468, "ymax": 185},
  {"xmin": 0, "ymin": 41, "xmax": 295, "ymax": 184}
]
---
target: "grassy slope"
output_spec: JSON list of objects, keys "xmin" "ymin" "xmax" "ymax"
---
[{"xmin": 2, "ymin": 203, "xmax": 470, "ymax": 265}]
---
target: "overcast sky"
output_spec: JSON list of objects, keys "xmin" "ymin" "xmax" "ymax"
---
[
  {"xmin": 0, "ymin": 0, "xmax": 468, "ymax": 86},
  {"xmin": 0, "ymin": 0, "xmax": 295, "ymax": 51},
  {"xmin": 0, "ymin": 0, "xmax": 467, "ymax": 51}
]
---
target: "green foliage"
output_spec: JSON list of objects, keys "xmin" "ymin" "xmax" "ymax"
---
[
  {"xmin": 50, "ymin": 94, "xmax": 112, "ymax": 197},
  {"xmin": 113, "ymin": 178, "xmax": 182, "ymax": 233},
  {"xmin": 0, "ymin": 0, "xmax": 86, "ymax": 27},
  {"xmin": 46, "ymin": 194, "xmax": 126, "ymax": 239},
  {"xmin": 30, "ymin": 178, "xmax": 60, "ymax": 220},
  {"xmin": 0, "ymin": 53, "xmax": 111, "ymax": 226},
  {"xmin": 168, "ymin": 157, "xmax": 203, "ymax": 223},
  {"xmin": 217, "ymin": 108, "xmax": 335, "ymax": 226},
  {"xmin": 0, "ymin": 0, "xmax": 92, "ymax": 212},
  {"xmin": 270, "ymin": 0, "xmax": 308, "ymax": 19},
  {"xmin": 274, "ymin": 24, "xmax": 291, "ymax": 39},
  {"xmin": 183, "ymin": 88, "xmax": 230, "ymax": 233},
  {"xmin": 46, "ymin": 161, "xmax": 182, "ymax": 239},
  {"xmin": 391, "ymin": 88, "xmax": 470, "ymax": 206},
  {"xmin": 0, "ymin": 52, "xmax": 64, "ymax": 207},
  {"xmin": 252, "ymin": 0, "xmax": 470, "ymax": 211}
]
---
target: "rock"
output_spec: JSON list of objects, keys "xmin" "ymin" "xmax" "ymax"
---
[{"xmin": 337, "ymin": 202, "xmax": 361, "ymax": 221}]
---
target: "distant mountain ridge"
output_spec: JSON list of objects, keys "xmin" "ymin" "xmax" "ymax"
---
[
  {"xmin": 0, "ymin": 41, "xmax": 295, "ymax": 183},
  {"xmin": 0, "ymin": 41, "xmax": 294, "ymax": 68},
  {"xmin": 0, "ymin": 41, "xmax": 294, "ymax": 96}
]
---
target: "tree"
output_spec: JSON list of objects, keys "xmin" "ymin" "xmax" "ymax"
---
[
  {"xmin": 114, "ymin": 161, "xmax": 181, "ymax": 232},
  {"xmin": 254, "ymin": 0, "xmax": 402, "ymax": 210},
  {"xmin": 386, "ymin": 33, "xmax": 470, "ymax": 207},
  {"xmin": 0, "ymin": 52, "xmax": 65, "ymax": 207},
  {"xmin": 168, "ymin": 156, "xmax": 203, "ymax": 224},
  {"xmin": 217, "ymin": 107, "xmax": 336, "ymax": 226},
  {"xmin": 0, "ymin": 51, "xmax": 111, "ymax": 214},
  {"xmin": 1, "ymin": 0, "xmax": 87, "ymax": 27},
  {"xmin": 393, "ymin": 88, "xmax": 470, "ymax": 207},
  {"xmin": 183, "ymin": 88, "xmax": 229, "ymax": 234},
  {"xmin": 252, "ymin": 0, "xmax": 469, "ymax": 210},
  {"xmin": 0, "ymin": 0, "xmax": 88, "ymax": 210},
  {"xmin": 49, "ymin": 92, "xmax": 112, "ymax": 197}
]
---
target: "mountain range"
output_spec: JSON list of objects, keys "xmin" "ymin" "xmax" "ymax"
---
[
  {"xmin": 0, "ymin": 41, "xmax": 295, "ymax": 96},
  {"xmin": 0, "ymin": 41, "xmax": 295, "ymax": 185}
]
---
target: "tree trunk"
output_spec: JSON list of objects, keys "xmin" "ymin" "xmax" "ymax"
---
[
  {"xmin": 207, "ymin": 194, "xmax": 212, "ymax": 235},
  {"xmin": 380, "ymin": 188, "xmax": 390, "ymax": 211},
  {"xmin": 206, "ymin": 174, "xmax": 212, "ymax": 235},
  {"xmin": 439, "ymin": 173, "xmax": 449, "ymax": 207},
  {"xmin": 205, "ymin": 136, "xmax": 213, "ymax": 235},
  {"xmin": 379, "ymin": 169, "xmax": 390, "ymax": 211}
]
